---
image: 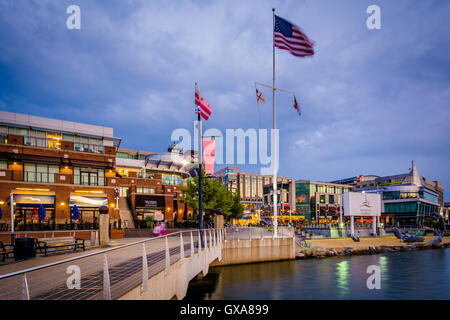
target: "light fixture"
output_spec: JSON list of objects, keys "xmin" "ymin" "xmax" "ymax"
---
[
  {"xmin": 0, "ymin": 201, "xmax": 4, "ymax": 205},
  {"xmin": 65, "ymin": 166, "xmax": 69, "ymax": 169},
  {"xmin": 60, "ymin": 202, "xmax": 65, "ymax": 206},
  {"xmin": 110, "ymin": 204, "xmax": 115, "ymax": 207},
  {"xmin": 13, "ymin": 162, "xmax": 17, "ymax": 165}
]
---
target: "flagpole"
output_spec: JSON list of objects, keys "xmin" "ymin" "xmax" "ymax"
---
[
  {"xmin": 272, "ymin": 8, "xmax": 278, "ymax": 238},
  {"xmin": 195, "ymin": 82, "xmax": 204, "ymax": 248}
]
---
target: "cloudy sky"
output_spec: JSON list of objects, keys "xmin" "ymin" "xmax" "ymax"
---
[{"xmin": 1, "ymin": 0, "xmax": 449, "ymax": 200}]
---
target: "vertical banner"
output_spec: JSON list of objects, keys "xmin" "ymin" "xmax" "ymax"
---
[{"xmin": 202, "ymin": 138, "xmax": 216, "ymax": 176}]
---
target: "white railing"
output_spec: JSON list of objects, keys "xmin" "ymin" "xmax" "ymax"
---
[
  {"xmin": 0, "ymin": 228, "xmax": 223, "ymax": 300},
  {"xmin": 224, "ymin": 226, "xmax": 294, "ymax": 240}
]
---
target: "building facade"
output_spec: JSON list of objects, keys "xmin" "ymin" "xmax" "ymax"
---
[
  {"xmin": 0, "ymin": 111, "xmax": 121, "ymax": 231},
  {"xmin": 335, "ymin": 162, "xmax": 443, "ymax": 227},
  {"xmin": 215, "ymin": 166, "xmax": 291, "ymax": 215},
  {"xmin": 112, "ymin": 145, "xmax": 194, "ymax": 227}
]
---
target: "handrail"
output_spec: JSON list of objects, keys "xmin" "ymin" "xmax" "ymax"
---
[{"xmin": 0, "ymin": 228, "xmax": 203, "ymax": 280}]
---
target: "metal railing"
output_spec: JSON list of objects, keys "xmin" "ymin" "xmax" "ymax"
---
[
  {"xmin": 0, "ymin": 228, "xmax": 223, "ymax": 300},
  {"xmin": 224, "ymin": 226, "xmax": 294, "ymax": 240}
]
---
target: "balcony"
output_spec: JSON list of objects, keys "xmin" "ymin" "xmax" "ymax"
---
[{"xmin": 21, "ymin": 137, "xmax": 105, "ymax": 154}]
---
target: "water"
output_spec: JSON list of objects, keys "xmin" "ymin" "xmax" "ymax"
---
[{"xmin": 185, "ymin": 248, "xmax": 450, "ymax": 300}]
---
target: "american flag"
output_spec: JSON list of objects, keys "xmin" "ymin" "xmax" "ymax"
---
[
  {"xmin": 195, "ymin": 84, "xmax": 213, "ymax": 121},
  {"xmin": 274, "ymin": 15, "xmax": 314, "ymax": 58}
]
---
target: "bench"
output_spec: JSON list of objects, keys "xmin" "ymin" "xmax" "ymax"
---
[
  {"xmin": 35, "ymin": 236, "xmax": 85, "ymax": 256},
  {"xmin": 0, "ymin": 241, "xmax": 16, "ymax": 261}
]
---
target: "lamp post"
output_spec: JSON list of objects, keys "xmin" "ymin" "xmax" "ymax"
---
[{"xmin": 10, "ymin": 193, "xmax": 14, "ymax": 245}]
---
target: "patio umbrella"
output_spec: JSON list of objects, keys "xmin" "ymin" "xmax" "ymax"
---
[
  {"xmin": 72, "ymin": 205, "xmax": 80, "ymax": 220},
  {"xmin": 38, "ymin": 204, "xmax": 46, "ymax": 220}
]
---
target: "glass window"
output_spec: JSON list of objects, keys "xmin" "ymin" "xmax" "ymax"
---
[
  {"xmin": 329, "ymin": 195, "xmax": 334, "ymax": 204},
  {"xmin": 137, "ymin": 187, "xmax": 155, "ymax": 194},
  {"xmin": 73, "ymin": 167, "xmax": 104, "ymax": 186},
  {"xmin": 320, "ymin": 195, "xmax": 325, "ymax": 203},
  {"xmin": 0, "ymin": 160, "xmax": 7, "ymax": 170}
]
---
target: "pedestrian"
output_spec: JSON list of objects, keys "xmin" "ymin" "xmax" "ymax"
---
[
  {"xmin": 153, "ymin": 222, "xmax": 161, "ymax": 237},
  {"xmin": 160, "ymin": 221, "xmax": 167, "ymax": 236}
]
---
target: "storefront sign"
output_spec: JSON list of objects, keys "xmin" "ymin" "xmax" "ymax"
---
[
  {"xmin": 344, "ymin": 192, "xmax": 381, "ymax": 216},
  {"xmin": 13, "ymin": 194, "xmax": 55, "ymax": 206},
  {"xmin": 135, "ymin": 195, "xmax": 165, "ymax": 208}
]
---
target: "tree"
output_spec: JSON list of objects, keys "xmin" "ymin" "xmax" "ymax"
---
[{"xmin": 180, "ymin": 170, "xmax": 243, "ymax": 221}]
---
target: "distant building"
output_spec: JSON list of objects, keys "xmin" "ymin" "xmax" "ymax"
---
[
  {"xmin": 215, "ymin": 166, "xmax": 291, "ymax": 214},
  {"xmin": 336, "ymin": 161, "xmax": 443, "ymax": 227}
]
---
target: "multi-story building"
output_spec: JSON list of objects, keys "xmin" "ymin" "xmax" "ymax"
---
[
  {"xmin": 113, "ymin": 145, "xmax": 194, "ymax": 227},
  {"xmin": 336, "ymin": 162, "xmax": 443, "ymax": 227},
  {"xmin": 262, "ymin": 180, "xmax": 295, "ymax": 223},
  {"xmin": 0, "ymin": 111, "xmax": 121, "ymax": 230},
  {"xmin": 215, "ymin": 166, "xmax": 291, "ymax": 214},
  {"xmin": 263, "ymin": 180, "xmax": 354, "ymax": 223},
  {"xmin": 0, "ymin": 111, "xmax": 197, "ymax": 232}
]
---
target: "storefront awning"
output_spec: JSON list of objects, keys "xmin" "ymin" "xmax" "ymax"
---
[
  {"xmin": 12, "ymin": 189, "xmax": 55, "ymax": 207},
  {"xmin": 69, "ymin": 192, "xmax": 108, "ymax": 207}
]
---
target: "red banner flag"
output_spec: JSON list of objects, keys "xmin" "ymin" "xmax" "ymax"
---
[
  {"xmin": 195, "ymin": 84, "xmax": 213, "ymax": 121},
  {"xmin": 202, "ymin": 138, "xmax": 216, "ymax": 175}
]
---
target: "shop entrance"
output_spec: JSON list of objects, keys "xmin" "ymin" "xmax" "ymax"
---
[
  {"xmin": 70, "ymin": 207, "xmax": 99, "ymax": 229},
  {"xmin": 14, "ymin": 206, "xmax": 55, "ymax": 231}
]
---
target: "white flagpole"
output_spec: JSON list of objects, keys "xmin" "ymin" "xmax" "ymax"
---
[{"xmin": 272, "ymin": 8, "xmax": 278, "ymax": 238}]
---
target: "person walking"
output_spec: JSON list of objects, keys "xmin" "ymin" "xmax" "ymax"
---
[
  {"xmin": 160, "ymin": 221, "xmax": 167, "ymax": 236},
  {"xmin": 152, "ymin": 222, "xmax": 161, "ymax": 237}
]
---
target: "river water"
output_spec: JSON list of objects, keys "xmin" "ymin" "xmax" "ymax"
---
[{"xmin": 184, "ymin": 248, "xmax": 450, "ymax": 300}]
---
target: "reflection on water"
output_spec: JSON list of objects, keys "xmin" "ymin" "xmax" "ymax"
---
[
  {"xmin": 184, "ymin": 249, "xmax": 450, "ymax": 300},
  {"xmin": 336, "ymin": 261, "xmax": 349, "ymax": 299}
]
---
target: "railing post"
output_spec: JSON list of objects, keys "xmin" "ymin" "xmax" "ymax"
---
[
  {"xmin": 180, "ymin": 233, "xmax": 184, "ymax": 262},
  {"xmin": 141, "ymin": 243, "xmax": 148, "ymax": 295},
  {"xmin": 165, "ymin": 236, "xmax": 170, "ymax": 274},
  {"xmin": 203, "ymin": 230, "xmax": 208, "ymax": 249},
  {"xmin": 249, "ymin": 227, "xmax": 252, "ymax": 240},
  {"xmin": 198, "ymin": 231, "xmax": 202, "ymax": 252},
  {"xmin": 190, "ymin": 231, "xmax": 194, "ymax": 256},
  {"xmin": 103, "ymin": 254, "xmax": 111, "ymax": 300},
  {"xmin": 22, "ymin": 273, "xmax": 30, "ymax": 300},
  {"xmin": 208, "ymin": 229, "xmax": 212, "ymax": 248}
]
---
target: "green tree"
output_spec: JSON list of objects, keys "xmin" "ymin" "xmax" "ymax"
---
[{"xmin": 180, "ymin": 169, "xmax": 243, "ymax": 221}]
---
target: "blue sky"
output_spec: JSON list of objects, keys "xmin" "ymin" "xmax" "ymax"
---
[{"xmin": 1, "ymin": 0, "xmax": 449, "ymax": 200}]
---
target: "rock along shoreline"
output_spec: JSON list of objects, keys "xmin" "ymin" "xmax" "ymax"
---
[{"xmin": 296, "ymin": 241, "xmax": 450, "ymax": 259}]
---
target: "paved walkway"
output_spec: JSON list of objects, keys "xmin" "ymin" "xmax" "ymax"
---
[
  {"xmin": 0, "ymin": 237, "xmax": 153, "ymax": 276},
  {"xmin": 306, "ymin": 235, "xmax": 450, "ymax": 249}
]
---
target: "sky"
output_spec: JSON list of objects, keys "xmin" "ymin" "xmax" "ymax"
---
[{"xmin": 1, "ymin": 0, "xmax": 449, "ymax": 200}]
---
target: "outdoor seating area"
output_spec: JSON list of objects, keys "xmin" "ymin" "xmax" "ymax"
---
[
  {"xmin": 35, "ymin": 236, "xmax": 86, "ymax": 256},
  {"xmin": 0, "ymin": 241, "xmax": 15, "ymax": 261}
]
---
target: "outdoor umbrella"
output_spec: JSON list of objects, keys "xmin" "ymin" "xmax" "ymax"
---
[
  {"xmin": 72, "ymin": 205, "xmax": 80, "ymax": 220},
  {"xmin": 38, "ymin": 204, "xmax": 46, "ymax": 220}
]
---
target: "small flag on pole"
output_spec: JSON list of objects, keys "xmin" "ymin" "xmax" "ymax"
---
[
  {"xmin": 274, "ymin": 15, "xmax": 315, "ymax": 58},
  {"xmin": 256, "ymin": 88, "xmax": 266, "ymax": 106},
  {"xmin": 293, "ymin": 96, "xmax": 301, "ymax": 116},
  {"xmin": 195, "ymin": 84, "xmax": 213, "ymax": 121}
]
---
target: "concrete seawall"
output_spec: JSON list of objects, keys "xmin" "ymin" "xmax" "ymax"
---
[{"xmin": 211, "ymin": 237, "xmax": 295, "ymax": 267}]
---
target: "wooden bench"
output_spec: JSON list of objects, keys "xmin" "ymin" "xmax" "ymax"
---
[
  {"xmin": 35, "ymin": 236, "xmax": 85, "ymax": 256},
  {"xmin": 0, "ymin": 241, "xmax": 16, "ymax": 261}
]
